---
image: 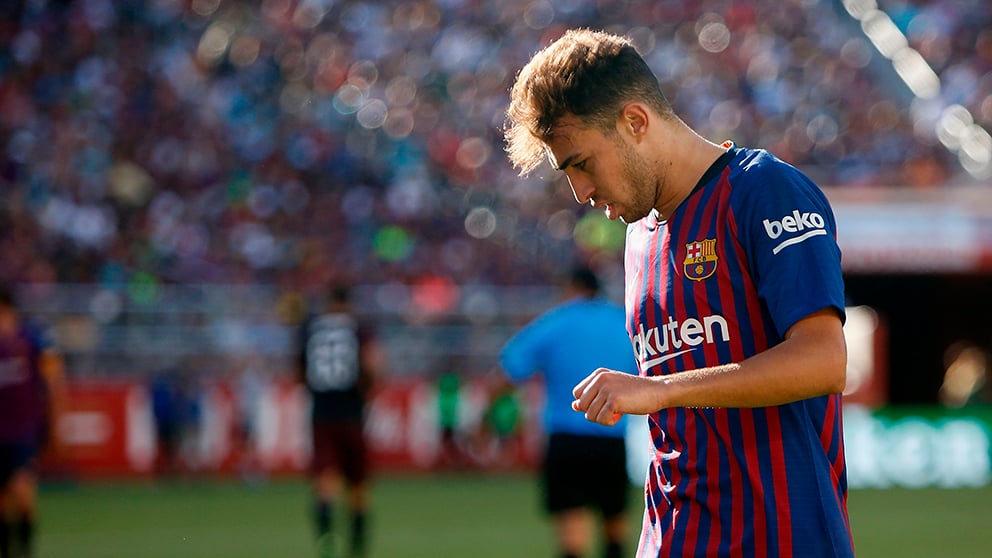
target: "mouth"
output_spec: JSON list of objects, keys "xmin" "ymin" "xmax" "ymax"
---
[
  {"xmin": 589, "ymin": 198, "xmax": 619, "ymax": 221},
  {"xmin": 602, "ymin": 202, "xmax": 618, "ymax": 221}
]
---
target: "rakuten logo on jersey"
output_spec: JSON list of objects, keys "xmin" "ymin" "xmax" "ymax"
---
[
  {"xmin": 632, "ymin": 314, "xmax": 730, "ymax": 372},
  {"xmin": 762, "ymin": 209, "xmax": 828, "ymax": 254}
]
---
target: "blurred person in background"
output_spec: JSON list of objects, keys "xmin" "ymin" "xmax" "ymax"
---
[
  {"xmin": 938, "ymin": 342, "xmax": 991, "ymax": 407},
  {"xmin": 471, "ymin": 379, "xmax": 522, "ymax": 469},
  {"xmin": 0, "ymin": 286, "xmax": 66, "ymax": 558},
  {"xmin": 505, "ymin": 29, "xmax": 851, "ymax": 557},
  {"xmin": 233, "ymin": 354, "xmax": 268, "ymax": 486},
  {"xmin": 499, "ymin": 266, "xmax": 637, "ymax": 558},
  {"xmin": 149, "ymin": 368, "xmax": 181, "ymax": 479},
  {"xmin": 435, "ymin": 366, "xmax": 467, "ymax": 470},
  {"xmin": 298, "ymin": 285, "xmax": 383, "ymax": 558}
]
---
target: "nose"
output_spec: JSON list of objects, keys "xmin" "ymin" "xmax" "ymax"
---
[{"xmin": 565, "ymin": 173, "xmax": 594, "ymax": 205}]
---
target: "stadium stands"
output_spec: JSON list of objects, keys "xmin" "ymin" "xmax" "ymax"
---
[{"xmin": 1, "ymin": 0, "xmax": 990, "ymax": 378}]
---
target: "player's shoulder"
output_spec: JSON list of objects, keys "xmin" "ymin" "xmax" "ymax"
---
[
  {"xmin": 526, "ymin": 298, "xmax": 596, "ymax": 333},
  {"xmin": 729, "ymin": 147, "xmax": 809, "ymax": 188},
  {"xmin": 535, "ymin": 300, "xmax": 575, "ymax": 325},
  {"xmin": 726, "ymin": 146, "xmax": 827, "ymax": 207}
]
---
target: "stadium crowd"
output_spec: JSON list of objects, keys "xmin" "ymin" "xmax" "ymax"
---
[{"xmin": 1, "ymin": 0, "xmax": 990, "ymax": 296}]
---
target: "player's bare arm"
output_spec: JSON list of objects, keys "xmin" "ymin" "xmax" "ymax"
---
[{"xmin": 572, "ymin": 308, "xmax": 847, "ymax": 426}]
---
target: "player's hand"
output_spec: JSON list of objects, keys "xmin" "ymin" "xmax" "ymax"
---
[{"xmin": 571, "ymin": 368, "xmax": 662, "ymax": 426}]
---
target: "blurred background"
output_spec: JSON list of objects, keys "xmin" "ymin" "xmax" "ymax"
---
[{"xmin": 1, "ymin": 0, "xmax": 991, "ymax": 556}]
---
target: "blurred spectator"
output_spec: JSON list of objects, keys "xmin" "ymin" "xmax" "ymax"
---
[
  {"xmin": 1, "ymin": 0, "xmax": 989, "ymax": 295},
  {"xmin": 939, "ymin": 342, "xmax": 992, "ymax": 407},
  {"xmin": 232, "ymin": 353, "xmax": 269, "ymax": 485},
  {"xmin": 435, "ymin": 366, "xmax": 468, "ymax": 470},
  {"xmin": 175, "ymin": 367, "xmax": 206, "ymax": 474},
  {"xmin": 149, "ymin": 368, "xmax": 181, "ymax": 478},
  {"xmin": 470, "ymin": 381, "xmax": 522, "ymax": 469},
  {"xmin": 149, "ymin": 363, "xmax": 206, "ymax": 478}
]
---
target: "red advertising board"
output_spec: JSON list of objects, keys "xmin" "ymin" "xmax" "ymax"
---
[{"xmin": 45, "ymin": 377, "xmax": 543, "ymax": 479}]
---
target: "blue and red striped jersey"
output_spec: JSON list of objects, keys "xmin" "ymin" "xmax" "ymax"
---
[{"xmin": 625, "ymin": 144, "xmax": 852, "ymax": 558}]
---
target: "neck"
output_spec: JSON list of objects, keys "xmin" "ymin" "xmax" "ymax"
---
[{"xmin": 653, "ymin": 121, "xmax": 727, "ymax": 219}]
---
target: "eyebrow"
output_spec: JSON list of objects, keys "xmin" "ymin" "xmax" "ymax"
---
[{"xmin": 555, "ymin": 154, "xmax": 578, "ymax": 171}]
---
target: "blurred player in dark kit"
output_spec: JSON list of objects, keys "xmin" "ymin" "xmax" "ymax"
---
[
  {"xmin": 299, "ymin": 285, "xmax": 383, "ymax": 558},
  {"xmin": 499, "ymin": 267, "xmax": 638, "ymax": 558},
  {"xmin": 0, "ymin": 287, "xmax": 65, "ymax": 558}
]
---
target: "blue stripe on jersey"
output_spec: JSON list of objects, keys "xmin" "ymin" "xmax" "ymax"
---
[{"xmin": 627, "ymin": 146, "xmax": 851, "ymax": 558}]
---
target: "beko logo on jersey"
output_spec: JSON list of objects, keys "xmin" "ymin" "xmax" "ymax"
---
[
  {"xmin": 762, "ymin": 209, "xmax": 827, "ymax": 254},
  {"xmin": 632, "ymin": 314, "xmax": 730, "ymax": 372}
]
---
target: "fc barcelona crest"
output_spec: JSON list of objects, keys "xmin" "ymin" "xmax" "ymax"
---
[{"xmin": 684, "ymin": 239, "xmax": 718, "ymax": 281}]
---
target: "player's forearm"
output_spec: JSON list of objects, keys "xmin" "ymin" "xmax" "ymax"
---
[
  {"xmin": 656, "ymin": 312, "xmax": 847, "ymax": 409},
  {"xmin": 572, "ymin": 311, "xmax": 847, "ymax": 425},
  {"xmin": 657, "ymin": 349, "xmax": 843, "ymax": 409}
]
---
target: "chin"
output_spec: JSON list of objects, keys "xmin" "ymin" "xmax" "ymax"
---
[{"xmin": 621, "ymin": 210, "xmax": 649, "ymax": 224}]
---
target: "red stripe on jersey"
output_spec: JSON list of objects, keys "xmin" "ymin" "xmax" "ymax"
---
[
  {"xmin": 680, "ymin": 411, "xmax": 701, "ymax": 555},
  {"xmin": 659, "ymin": 410, "xmax": 679, "ymax": 558},
  {"xmin": 658, "ymin": 212, "xmax": 677, "ymax": 558},
  {"xmin": 766, "ymin": 407, "xmax": 793, "ymax": 556},
  {"xmin": 825, "ymin": 394, "xmax": 852, "ymax": 536},
  {"xmin": 820, "ymin": 393, "xmax": 837, "ymax": 460},
  {"xmin": 715, "ymin": 409, "xmax": 745, "ymax": 558},
  {"xmin": 700, "ymin": 411, "xmax": 724, "ymax": 557},
  {"xmin": 690, "ymin": 171, "xmax": 728, "ymax": 556},
  {"xmin": 633, "ymin": 218, "xmax": 671, "ymax": 557},
  {"xmin": 830, "ymin": 395, "xmax": 847, "ymax": 484},
  {"xmin": 667, "ymin": 184, "xmax": 707, "ymax": 555},
  {"xmin": 653, "ymin": 229, "xmax": 673, "ymax": 557},
  {"xmin": 727, "ymin": 199, "xmax": 778, "ymax": 552},
  {"xmin": 626, "ymin": 227, "xmax": 648, "ymax": 363},
  {"xmin": 739, "ymin": 411, "xmax": 768, "ymax": 554},
  {"xmin": 715, "ymin": 171, "xmax": 752, "ymax": 558},
  {"xmin": 714, "ymin": 168, "xmax": 747, "ymax": 556},
  {"xmin": 714, "ymin": 171, "xmax": 746, "ymax": 365},
  {"xmin": 725, "ymin": 208, "xmax": 769, "ymax": 353},
  {"xmin": 670, "ymin": 189, "xmax": 702, "ymax": 373},
  {"xmin": 695, "ymin": 173, "xmax": 726, "ymax": 371}
]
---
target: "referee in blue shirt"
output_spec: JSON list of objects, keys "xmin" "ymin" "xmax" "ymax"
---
[{"xmin": 500, "ymin": 266, "xmax": 639, "ymax": 558}]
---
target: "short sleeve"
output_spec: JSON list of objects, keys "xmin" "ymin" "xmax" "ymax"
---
[{"xmin": 733, "ymin": 155, "xmax": 845, "ymax": 337}]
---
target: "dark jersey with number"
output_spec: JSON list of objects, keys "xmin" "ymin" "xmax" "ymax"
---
[{"xmin": 300, "ymin": 312, "xmax": 372, "ymax": 421}]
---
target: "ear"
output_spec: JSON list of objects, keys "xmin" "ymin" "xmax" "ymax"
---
[{"xmin": 618, "ymin": 103, "xmax": 650, "ymax": 140}]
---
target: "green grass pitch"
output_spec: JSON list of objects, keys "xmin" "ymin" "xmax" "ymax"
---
[{"xmin": 36, "ymin": 474, "xmax": 992, "ymax": 558}]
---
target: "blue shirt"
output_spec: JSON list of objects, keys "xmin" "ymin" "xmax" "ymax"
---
[{"xmin": 500, "ymin": 295, "xmax": 638, "ymax": 438}]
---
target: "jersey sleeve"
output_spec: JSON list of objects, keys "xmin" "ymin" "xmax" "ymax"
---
[{"xmin": 733, "ymin": 155, "xmax": 846, "ymax": 337}]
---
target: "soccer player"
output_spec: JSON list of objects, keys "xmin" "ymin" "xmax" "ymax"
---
[
  {"xmin": 299, "ymin": 285, "xmax": 383, "ymax": 558},
  {"xmin": 505, "ymin": 29, "xmax": 853, "ymax": 557},
  {"xmin": 499, "ymin": 266, "xmax": 638, "ymax": 558},
  {"xmin": 0, "ymin": 286, "xmax": 65, "ymax": 558}
]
